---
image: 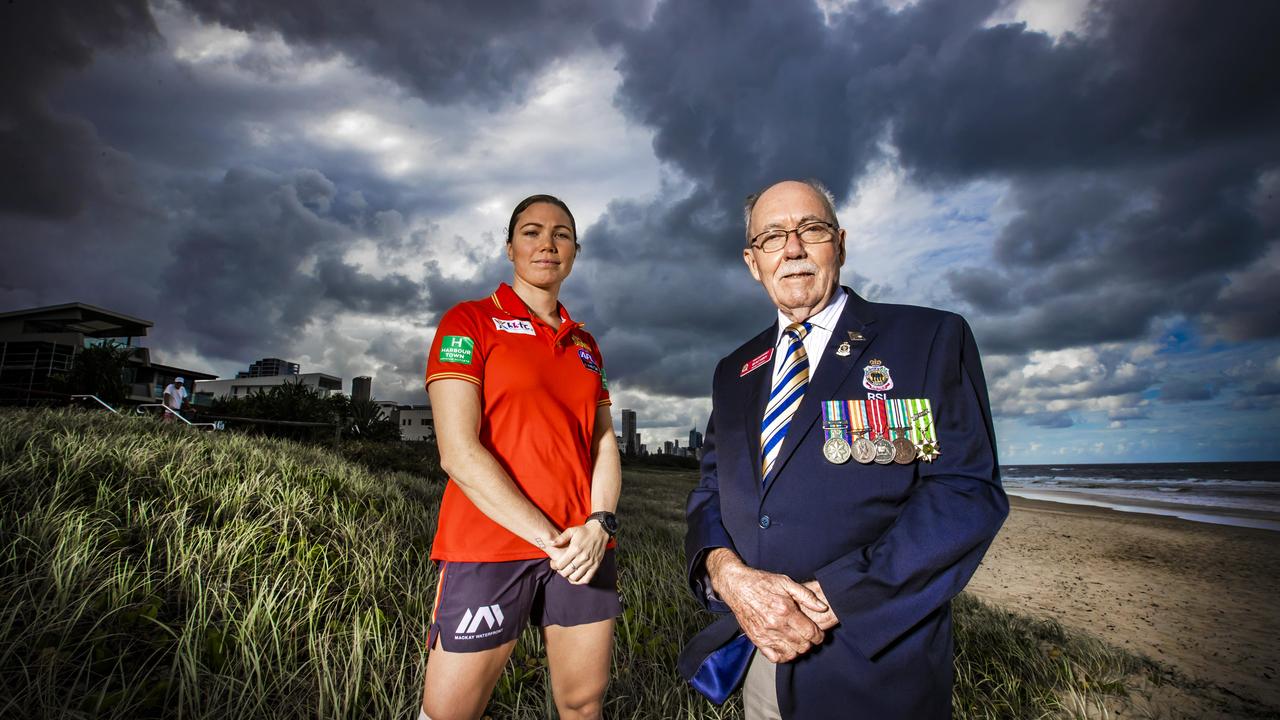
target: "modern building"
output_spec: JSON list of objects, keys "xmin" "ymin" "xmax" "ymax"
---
[
  {"xmin": 352, "ymin": 375, "xmax": 372, "ymax": 403},
  {"xmin": 663, "ymin": 440, "xmax": 674, "ymax": 455},
  {"xmin": 399, "ymin": 404, "xmax": 434, "ymax": 441},
  {"xmin": 688, "ymin": 427, "xmax": 703, "ymax": 451},
  {"xmin": 620, "ymin": 409, "xmax": 637, "ymax": 456},
  {"xmin": 195, "ymin": 373, "xmax": 341, "ymax": 399},
  {"xmin": 0, "ymin": 302, "xmax": 216, "ymax": 405},
  {"xmin": 236, "ymin": 357, "xmax": 300, "ymax": 378}
]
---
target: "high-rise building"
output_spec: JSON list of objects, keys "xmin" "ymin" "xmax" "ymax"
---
[
  {"xmin": 633, "ymin": 432, "xmax": 641, "ymax": 454},
  {"xmin": 621, "ymin": 409, "xmax": 637, "ymax": 456},
  {"xmin": 352, "ymin": 376, "xmax": 372, "ymax": 403},
  {"xmin": 689, "ymin": 427, "xmax": 703, "ymax": 451},
  {"xmin": 236, "ymin": 357, "xmax": 300, "ymax": 378},
  {"xmin": 663, "ymin": 440, "xmax": 674, "ymax": 455}
]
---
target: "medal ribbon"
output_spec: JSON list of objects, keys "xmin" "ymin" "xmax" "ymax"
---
[
  {"xmin": 821, "ymin": 401, "xmax": 852, "ymax": 444},
  {"xmin": 849, "ymin": 400, "xmax": 868, "ymax": 438},
  {"xmin": 907, "ymin": 398, "xmax": 936, "ymax": 446},
  {"xmin": 868, "ymin": 398, "xmax": 889, "ymax": 441}
]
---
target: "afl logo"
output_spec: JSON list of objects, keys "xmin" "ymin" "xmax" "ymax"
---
[{"xmin": 862, "ymin": 359, "xmax": 894, "ymax": 392}]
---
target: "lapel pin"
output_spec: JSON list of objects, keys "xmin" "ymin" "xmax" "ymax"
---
[
  {"xmin": 848, "ymin": 331, "xmax": 865, "ymax": 342},
  {"xmin": 835, "ymin": 341, "xmax": 851, "ymax": 357}
]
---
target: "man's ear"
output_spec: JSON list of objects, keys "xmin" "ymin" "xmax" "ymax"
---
[
  {"xmin": 743, "ymin": 247, "xmax": 762, "ymax": 282},
  {"xmin": 837, "ymin": 228, "xmax": 847, "ymax": 265}
]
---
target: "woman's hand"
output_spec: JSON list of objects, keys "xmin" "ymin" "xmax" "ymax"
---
[{"xmin": 548, "ymin": 521, "xmax": 609, "ymax": 585}]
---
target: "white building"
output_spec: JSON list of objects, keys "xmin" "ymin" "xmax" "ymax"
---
[
  {"xmin": 399, "ymin": 404, "xmax": 434, "ymax": 441},
  {"xmin": 195, "ymin": 372, "xmax": 342, "ymax": 399}
]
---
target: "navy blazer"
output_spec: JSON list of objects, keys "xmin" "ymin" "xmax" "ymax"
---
[{"xmin": 683, "ymin": 288, "xmax": 1008, "ymax": 719}]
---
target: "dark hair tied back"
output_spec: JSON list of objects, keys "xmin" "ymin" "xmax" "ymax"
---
[{"xmin": 506, "ymin": 194, "xmax": 577, "ymax": 245}]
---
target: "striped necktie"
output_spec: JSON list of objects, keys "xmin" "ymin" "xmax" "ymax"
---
[{"xmin": 761, "ymin": 322, "xmax": 811, "ymax": 481}]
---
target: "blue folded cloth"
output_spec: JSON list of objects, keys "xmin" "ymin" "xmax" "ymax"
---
[{"xmin": 689, "ymin": 632, "xmax": 755, "ymax": 705}]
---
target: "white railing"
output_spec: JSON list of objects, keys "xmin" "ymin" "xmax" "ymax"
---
[
  {"xmin": 134, "ymin": 403, "xmax": 224, "ymax": 431},
  {"xmin": 70, "ymin": 394, "xmax": 121, "ymax": 414}
]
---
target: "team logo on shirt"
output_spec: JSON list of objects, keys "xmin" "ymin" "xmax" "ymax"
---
[
  {"xmin": 571, "ymin": 335, "xmax": 591, "ymax": 350},
  {"xmin": 439, "ymin": 336, "xmax": 474, "ymax": 364},
  {"xmin": 578, "ymin": 348, "xmax": 601, "ymax": 374},
  {"xmin": 492, "ymin": 318, "xmax": 535, "ymax": 335}
]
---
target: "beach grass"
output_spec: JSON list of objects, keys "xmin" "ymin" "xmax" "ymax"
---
[{"xmin": 0, "ymin": 408, "xmax": 1160, "ymax": 718}]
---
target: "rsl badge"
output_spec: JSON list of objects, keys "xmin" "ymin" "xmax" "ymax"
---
[{"xmin": 862, "ymin": 359, "xmax": 894, "ymax": 392}]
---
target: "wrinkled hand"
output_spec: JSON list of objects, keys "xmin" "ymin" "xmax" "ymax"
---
[
  {"xmin": 707, "ymin": 550, "xmax": 828, "ymax": 663},
  {"xmin": 548, "ymin": 522, "xmax": 608, "ymax": 585},
  {"xmin": 801, "ymin": 580, "xmax": 839, "ymax": 631}
]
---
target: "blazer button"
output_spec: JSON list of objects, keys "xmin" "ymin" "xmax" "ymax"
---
[{"xmin": 759, "ymin": 515, "xmax": 771, "ymax": 529}]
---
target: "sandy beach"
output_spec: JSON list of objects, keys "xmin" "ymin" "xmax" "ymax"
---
[{"xmin": 967, "ymin": 496, "xmax": 1280, "ymax": 717}]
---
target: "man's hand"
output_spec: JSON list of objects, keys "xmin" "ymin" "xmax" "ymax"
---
[
  {"xmin": 801, "ymin": 580, "xmax": 839, "ymax": 631},
  {"xmin": 706, "ymin": 549, "xmax": 828, "ymax": 663}
]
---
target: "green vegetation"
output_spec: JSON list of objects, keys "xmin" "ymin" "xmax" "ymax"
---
[
  {"xmin": 1, "ymin": 408, "xmax": 1162, "ymax": 719},
  {"xmin": 208, "ymin": 381, "xmax": 400, "ymax": 442},
  {"xmin": 52, "ymin": 343, "xmax": 132, "ymax": 406}
]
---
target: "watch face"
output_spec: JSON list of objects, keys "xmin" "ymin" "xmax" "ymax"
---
[{"xmin": 593, "ymin": 512, "xmax": 619, "ymax": 535}]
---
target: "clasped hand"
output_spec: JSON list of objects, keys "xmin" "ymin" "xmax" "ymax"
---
[
  {"xmin": 546, "ymin": 521, "xmax": 608, "ymax": 585},
  {"xmin": 709, "ymin": 551, "xmax": 839, "ymax": 663}
]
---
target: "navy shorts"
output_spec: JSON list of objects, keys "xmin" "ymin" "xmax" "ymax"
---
[{"xmin": 429, "ymin": 549, "xmax": 621, "ymax": 652}]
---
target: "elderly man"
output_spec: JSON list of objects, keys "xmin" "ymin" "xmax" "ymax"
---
[{"xmin": 680, "ymin": 179, "xmax": 1007, "ymax": 719}]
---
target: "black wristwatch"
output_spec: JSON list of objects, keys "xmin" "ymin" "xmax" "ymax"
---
[{"xmin": 587, "ymin": 511, "xmax": 619, "ymax": 537}]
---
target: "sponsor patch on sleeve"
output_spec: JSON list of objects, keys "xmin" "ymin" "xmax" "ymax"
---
[{"xmin": 438, "ymin": 336, "xmax": 475, "ymax": 364}]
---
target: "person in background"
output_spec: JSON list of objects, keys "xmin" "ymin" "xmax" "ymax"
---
[
  {"xmin": 418, "ymin": 194, "xmax": 622, "ymax": 720},
  {"xmin": 161, "ymin": 377, "xmax": 187, "ymax": 420}
]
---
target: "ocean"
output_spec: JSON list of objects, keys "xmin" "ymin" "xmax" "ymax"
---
[{"xmin": 1000, "ymin": 462, "xmax": 1280, "ymax": 532}]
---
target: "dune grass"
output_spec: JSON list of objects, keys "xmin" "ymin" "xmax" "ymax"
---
[{"xmin": 0, "ymin": 408, "xmax": 1158, "ymax": 718}]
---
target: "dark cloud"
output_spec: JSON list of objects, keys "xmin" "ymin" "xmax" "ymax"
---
[
  {"xmin": 179, "ymin": 0, "xmax": 644, "ymax": 107},
  {"xmin": 162, "ymin": 167, "xmax": 425, "ymax": 361},
  {"xmin": 0, "ymin": 0, "xmax": 157, "ymax": 217},
  {"xmin": 600, "ymin": 0, "xmax": 1280, "ymax": 371},
  {"xmin": 1026, "ymin": 412, "xmax": 1074, "ymax": 429},
  {"xmin": 1159, "ymin": 378, "xmax": 1218, "ymax": 403}
]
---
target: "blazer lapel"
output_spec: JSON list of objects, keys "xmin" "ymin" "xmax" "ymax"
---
[
  {"xmin": 763, "ymin": 288, "xmax": 879, "ymax": 495},
  {"xmin": 737, "ymin": 326, "xmax": 775, "ymax": 490}
]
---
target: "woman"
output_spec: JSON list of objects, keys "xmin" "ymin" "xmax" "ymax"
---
[{"xmin": 419, "ymin": 195, "xmax": 622, "ymax": 720}]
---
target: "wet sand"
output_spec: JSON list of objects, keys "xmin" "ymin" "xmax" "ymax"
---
[{"xmin": 967, "ymin": 496, "xmax": 1280, "ymax": 716}]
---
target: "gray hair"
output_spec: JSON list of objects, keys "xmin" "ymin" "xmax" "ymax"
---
[{"xmin": 743, "ymin": 179, "xmax": 840, "ymax": 244}]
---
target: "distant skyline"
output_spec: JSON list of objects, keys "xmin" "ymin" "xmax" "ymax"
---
[{"xmin": 2, "ymin": 0, "xmax": 1277, "ymax": 463}]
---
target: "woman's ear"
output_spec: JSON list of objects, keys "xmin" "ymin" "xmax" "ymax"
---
[{"xmin": 506, "ymin": 243, "xmax": 514, "ymax": 262}]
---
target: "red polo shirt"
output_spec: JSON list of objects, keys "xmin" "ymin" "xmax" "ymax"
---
[{"xmin": 425, "ymin": 283, "xmax": 611, "ymax": 561}]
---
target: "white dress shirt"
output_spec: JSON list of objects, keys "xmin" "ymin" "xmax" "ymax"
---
[{"xmin": 770, "ymin": 288, "xmax": 848, "ymax": 383}]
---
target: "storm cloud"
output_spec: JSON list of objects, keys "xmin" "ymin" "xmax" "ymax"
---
[{"xmin": 2, "ymin": 0, "xmax": 1277, "ymax": 460}]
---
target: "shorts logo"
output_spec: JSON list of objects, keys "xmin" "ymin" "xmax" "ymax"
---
[
  {"xmin": 439, "ymin": 336, "xmax": 474, "ymax": 364},
  {"xmin": 492, "ymin": 318, "xmax": 535, "ymax": 335},
  {"xmin": 455, "ymin": 604, "xmax": 505, "ymax": 638}
]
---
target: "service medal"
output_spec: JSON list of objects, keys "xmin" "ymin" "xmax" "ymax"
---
[
  {"xmin": 852, "ymin": 435, "xmax": 876, "ymax": 464},
  {"xmin": 867, "ymin": 398, "xmax": 896, "ymax": 464},
  {"xmin": 823, "ymin": 437, "xmax": 853, "ymax": 464},
  {"xmin": 873, "ymin": 438, "xmax": 896, "ymax": 464},
  {"xmin": 849, "ymin": 400, "xmax": 875, "ymax": 463},
  {"xmin": 906, "ymin": 397, "xmax": 941, "ymax": 463},
  {"xmin": 888, "ymin": 399, "xmax": 917, "ymax": 464}
]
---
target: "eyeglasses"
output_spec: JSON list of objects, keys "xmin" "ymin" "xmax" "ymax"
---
[{"xmin": 748, "ymin": 221, "xmax": 836, "ymax": 252}]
